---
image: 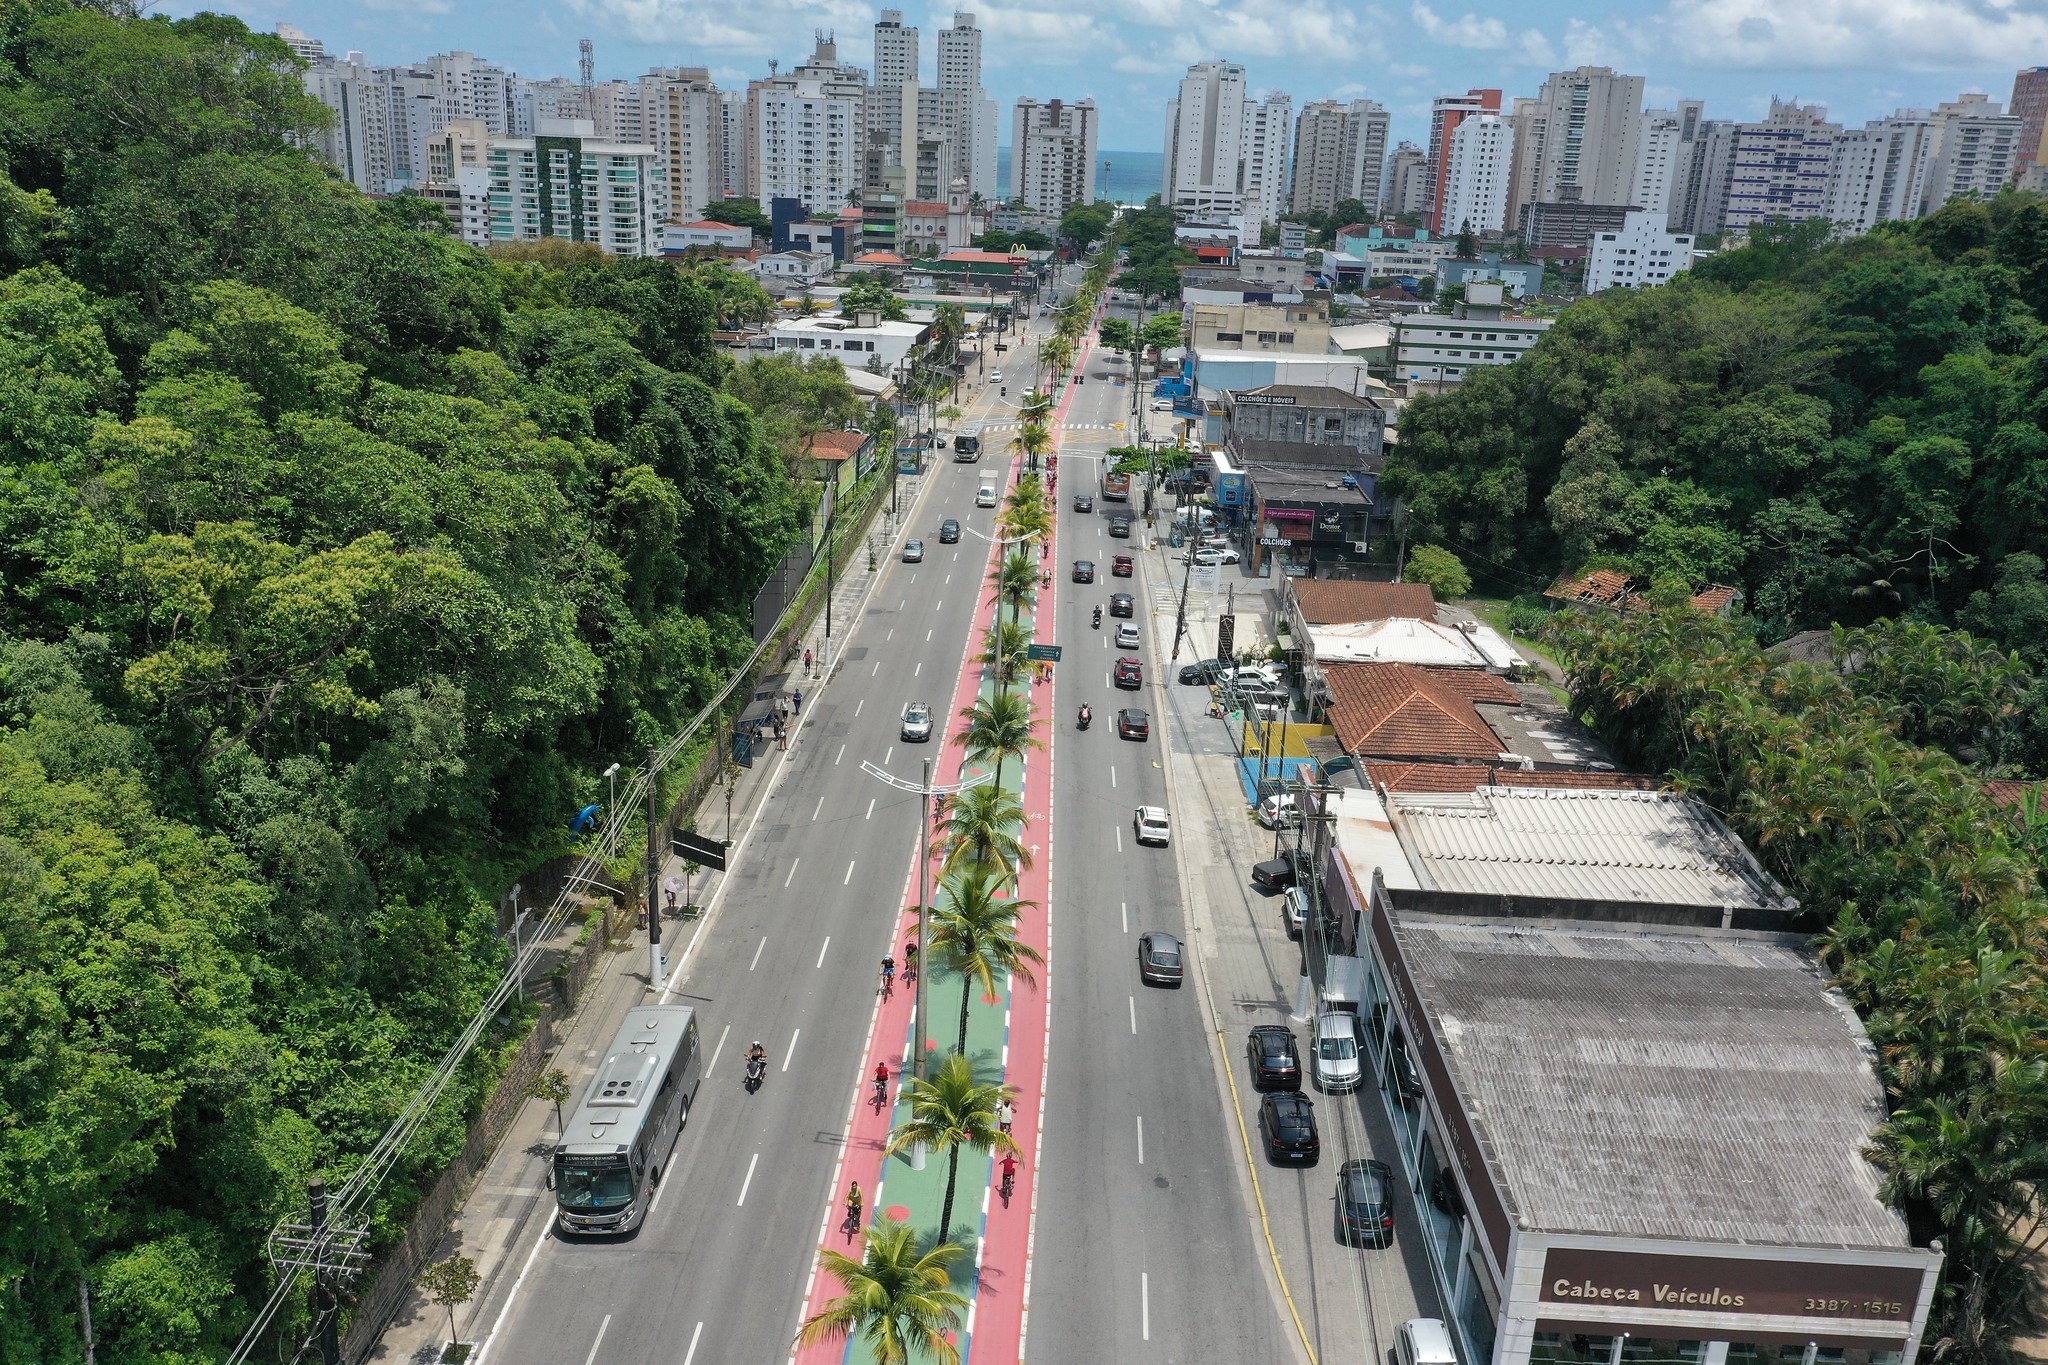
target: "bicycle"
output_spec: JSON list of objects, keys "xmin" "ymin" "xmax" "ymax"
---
[
  {"xmin": 879, "ymin": 957, "xmax": 896, "ymax": 999},
  {"xmin": 871, "ymin": 1065, "xmax": 891, "ymax": 1109}
]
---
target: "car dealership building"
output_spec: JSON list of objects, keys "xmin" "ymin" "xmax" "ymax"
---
[{"xmin": 1313, "ymin": 785, "xmax": 1945, "ymax": 1365}]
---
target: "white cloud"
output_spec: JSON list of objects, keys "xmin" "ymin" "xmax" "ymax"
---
[
  {"xmin": 1657, "ymin": 0, "xmax": 2048, "ymax": 70},
  {"xmin": 1409, "ymin": 2, "xmax": 1509, "ymax": 50},
  {"xmin": 566, "ymin": 0, "xmax": 873, "ymax": 54},
  {"xmin": 1516, "ymin": 28, "xmax": 1558, "ymax": 67}
]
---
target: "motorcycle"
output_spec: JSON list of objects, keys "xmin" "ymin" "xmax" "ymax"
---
[
  {"xmin": 1078, "ymin": 704, "xmax": 1092, "ymax": 731},
  {"xmin": 1092, "ymin": 607, "xmax": 1102, "ymax": 630},
  {"xmin": 744, "ymin": 1055, "xmax": 766, "ymax": 1092}
]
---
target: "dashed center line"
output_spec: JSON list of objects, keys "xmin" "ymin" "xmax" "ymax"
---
[
  {"xmin": 749, "ymin": 936, "xmax": 767, "ymax": 971},
  {"xmin": 736, "ymin": 1152, "xmax": 760, "ymax": 1206},
  {"xmin": 784, "ymin": 858, "xmax": 801, "ymax": 889},
  {"xmin": 844, "ymin": 859, "xmax": 857, "ymax": 885}
]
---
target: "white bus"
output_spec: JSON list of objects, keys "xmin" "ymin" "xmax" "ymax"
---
[{"xmin": 552, "ymin": 1005, "xmax": 701, "ymax": 1235}]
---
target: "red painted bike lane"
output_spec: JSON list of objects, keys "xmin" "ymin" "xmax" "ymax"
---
[{"xmin": 789, "ymin": 336, "xmax": 1096, "ymax": 1364}]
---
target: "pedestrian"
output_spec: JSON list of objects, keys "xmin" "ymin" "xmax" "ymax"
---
[
  {"xmin": 793, "ymin": 688, "xmax": 803, "ymax": 713},
  {"xmin": 664, "ymin": 888, "xmax": 677, "ymax": 918},
  {"xmin": 997, "ymin": 1098, "xmax": 1016, "ymax": 1134},
  {"xmin": 804, "ymin": 647, "xmax": 813, "ymax": 674}
]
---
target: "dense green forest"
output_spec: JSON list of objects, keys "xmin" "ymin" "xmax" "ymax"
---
[
  {"xmin": 1386, "ymin": 202, "xmax": 2048, "ymax": 766},
  {"xmin": 0, "ymin": 6, "xmax": 829, "ymax": 1360}
]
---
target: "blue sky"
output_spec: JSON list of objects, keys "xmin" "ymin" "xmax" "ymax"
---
[{"xmin": 173, "ymin": 0, "xmax": 2048, "ymax": 152}]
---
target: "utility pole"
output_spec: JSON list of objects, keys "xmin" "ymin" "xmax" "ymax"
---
[
  {"xmin": 825, "ymin": 504, "xmax": 836, "ymax": 641},
  {"xmin": 646, "ymin": 745, "xmax": 665, "ymax": 990},
  {"xmin": 916, "ymin": 756, "xmax": 933, "ymax": 1081},
  {"xmin": 309, "ymin": 1179, "xmax": 339, "ymax": 1365}
]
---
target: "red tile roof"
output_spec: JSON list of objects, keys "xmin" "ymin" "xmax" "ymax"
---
[
  {"xmin": 801, "ymin": 430, "xmax": 869, "ymax": 461},
  {"xmin": 1689, "ymin": 584, "xmax": 1742, "ymax": 615},
  {"xmin": 852, "ymin": 251, "xmax": 907, "ymax": 265},
  {"xmin": 676, "ymin": 219, "xmax": 749, "ymax": 231},
  {"xmin": 1323, "ymin": 663, "xmax": 1520, "ymax": 761},
  {"xmin": 1546, "ymin": 568, "xmax": 1636, "ymax": 605},
  {"xmin": 1985, "ymin": 779, "xmax": 2040, "ymax": 810},
  {"xmin": 1291, "ymin": 580, "xmax": 1437, "ymax": 626},
  {"xmin": 1361, "ymin": 761, "xmax": 1660, "ymax": 794},
  {"xmin": 903, "ymin": 201, "xmax": 947, "ymax": 215}
]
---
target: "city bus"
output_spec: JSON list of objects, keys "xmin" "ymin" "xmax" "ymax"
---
[
  {"xmin": 1101, "ymin": 468, "xmax": 1132, "ymax": 502},
  {"xmin": 552, "ymin": 1005, "xmax": 701, "ymax": 1235}
]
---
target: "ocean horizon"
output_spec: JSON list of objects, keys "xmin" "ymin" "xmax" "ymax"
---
[{"xmin": 994, "ymin": 147, "xmax": 1161, "ymax": 207}]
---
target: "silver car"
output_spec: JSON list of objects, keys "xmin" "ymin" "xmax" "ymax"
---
[
  {"xmin": 901, "ymin": 700, "xmax": 933, "ymax": 742},
  {"xmin": 1115, "ymin": 622, "xmax": 1141, "ymax": 648},
  {"xmin": 1313, "ymin": 1013, "xmax": 1363, "ymax": 1093}
]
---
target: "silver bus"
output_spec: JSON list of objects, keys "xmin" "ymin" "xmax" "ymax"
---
[{"xmin": 552, "ymin": 1005, "xmax": 701, "ymax": 1235}]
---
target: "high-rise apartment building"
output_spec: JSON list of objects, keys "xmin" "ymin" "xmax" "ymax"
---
[
  {"xmin": 1631, "ymin": 101, "xmax": 1705, "ymax": 228},
  {"xmin": 1680, "ymin": 120, "xmax": 1737, "ymax": 234},
  {"xmin": 1011, "ymin": 97, "xmax": 1098, "ymax": 211},
  {"xmin": 1425, "ymin": 88, "xmax": 1502, "ymax": 233},
  {"xmin": 720, "ymin": 90, "xmax": 749, "ymax": 199},
  {"xmin": 873, "ymin": 9, "xmax": 918, "ymax": 91},
  {"xmin": 1585, "ymin": 210, "xmax": 1696, "ymax": 293},
  {"xmin": 1239, "ymin": 92, "xmax": 1294, "ymax": 234},
  {"xmin": 1821, "ymin": 111, "xmax": 1934, "ymax": 234},
  {"xmin": 934, "ymin": 11, "xmax": 997, "ymax": 197},
  {"xmin": 1922, "ymin": 94, "xmax": 2023, "ymax": 213},
  {"xmin": 1720, "ymin": 100, "xmax": 1841, "ymax": 233},
  {"xmin": 485, "ymin": 117, "xmax": 667, "ymax": 255},
  {"xmin": 1503, "ymin": 94, "xmax": 1546, "ymax": 234},
  {"xmin": 748, "ymin": 36, "xmax": 867, "ymax": 211},
  {"xmin": 276, "ymin": 22, "xmax": 327, "ymax": 64},
  {"xmin": 1440, "ymin": 114, "xmax": 1513, "ymax": 236},
  {"xmin": 1385, "ymin": 141, "xmax": 1429, "ymax": 218},
  {"xmin": 2012, "ymin": 67, "xmax": 2048, "ymax": 175},
  {"xmin": 634, "ymin": 68, "xmax": 725, "ymax": 224},
  {"xmin": 1290, "ymin": 99, "xmax": 1390, "ymax": 217},
  {"xmin": 1526, "ymin": 66, "xmax": 1646, "ymax": 208},
  {"xmin": 1163, "ymin": 60, "xmax": 1250, "ymax": 217}
]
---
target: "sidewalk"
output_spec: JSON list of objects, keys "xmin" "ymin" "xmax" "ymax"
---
[{"xmin": 367, "ymin": 466, "xmax": 933, "ymax": 1365}]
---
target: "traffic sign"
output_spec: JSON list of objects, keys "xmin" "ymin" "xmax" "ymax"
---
[
  {"xmin": 671, "ymin": 829, "xmax": 729, "ymax": 870},
  {"xmin": 1026, "ymin": 643, "xmax": 1063, "ymax": 662}
]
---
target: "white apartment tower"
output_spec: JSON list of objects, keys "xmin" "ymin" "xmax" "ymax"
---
[
  {"xmin": 1240, "ymin": 92, "xmax": 1294, "ymax": 233},
  {"xmin": 1290, "ymin": 99, "xmax": 1391, "ymax": 217},
  {"xmin": 635, "ymin": 68, "xmax": 724, "ymax": 225},
  {"xmin": 748, "ymin": 36, "xmax": 867, "ymax": 211},
  {"xmin": 1822, "ymin": 112, "xmax": 1935, "ymax": 235},
  {"xmin": 1923, "ymin": 94, "xmax": 2023, "ymax": 213},
  {"xmin": 1528, "ymin": 66, "xmax": 1647, "ymax": 208},
  {"xmin": 934, "ymin": 11, "xmax": 998, "ymax": 198},
  {"xmin": 1385, "ymin": 141, "xmax": 1429, "ymax": 218},
  {"xmin": 719, "ymin": 90, "xmax": 749, "ymax": 199},
  {"xmin": 1721, "ymin": 100, "xmax": 1841, "ymax": 232},
  {"xmin": 1586, "ymin": 210, "xmax": 1696, "ymax": 292},
  {"xmin": 1631, "ymin": 100, "xmax": 1705, "ymax": 227},
  {"xmin": 276, "ymin": 22, "xmax": 327, "ymax": 64},
  {"xmin": 873, "ymin": 9, "xmax": 918, "ymax": 91},
  {"xmin": 485, "ymin": 117, "xmax": 667, "ymax": 255},
  {"xmin": 1440, "ymin": 113, "xmax": 1513, "ymax": 236},
  {"xmin": 1011, "ymin": 97, "xmax": 1099, "ymax": 212},
  {"xmin": 1163, "ymin": 61, "xmax": 1249, "ymax": 216}
]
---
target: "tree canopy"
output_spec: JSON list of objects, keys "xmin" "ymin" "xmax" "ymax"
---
[{"xmin": 699, "ymin": 197, "xmax": 770, "ymax": 235}]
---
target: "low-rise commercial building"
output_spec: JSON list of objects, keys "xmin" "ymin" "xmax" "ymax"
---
[
  {"xmin": 1395, "ymin": 284, "xmax": 1554, "ymax": 386},
  {"xmin": 1518, "ymin": 195, "xmax": 1639, "ymax": 250},
  {"xmin": 662, "ymin": 219, "xmax": 755, "ymax": 253},
  {"xmin": 769, "ymin": 314, "xmax": 931, "ymax": 369},
  {"xmin": 1304, "ymin": 785, "xmax": 1941, "ymax": 1365},
  {"xmin": 1436, "ymin": 255, "xmax": 1545, "ymax": 299},
  {"xmin": 754, "ymin": 250, "xmax": 837, "ymax": 287},
  {"xmin": 1189, "ymin": 296, "xmax": 1333, "ymax": 353},
  {"xmin": 1225, "ymin": 384, "xmax": 1387, "ymax": 458},
  {"xmin": 1242, "ymin": 461, "xmax": 1383, "ymax": 578}
]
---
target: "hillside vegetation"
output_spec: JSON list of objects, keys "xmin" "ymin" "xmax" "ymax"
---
[{"xmin": 0, "ymin": 7, "xmax": 817, "ymax": 1359}]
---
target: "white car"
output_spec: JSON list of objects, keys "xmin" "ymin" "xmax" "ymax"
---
[
  {"xmin": 1190, "ymin": 547, "xmax": 1240, "ymax": 566},
  {"xmin": 1282, "ymin": 884, "xmax": 1310, "ymax": 937},
  {"xmin": 1133, "ymin": 806, "xmax": 1172, "ymax": 846},
  {"xmin": 1313, "ymin": 1013, "xmax": 1363, "ymax": 1093},
  {"xmin": 1115, "ymin": 622, "xmax": 1141, "ymax": 648},
  {"xmin": 1220, "ymin": 664, "xmax": 1284, "ymax": 689},
  {"xmin": 1258, "ymin": 792, "xmax": 1301, "ymax": 830},
  {"xmin": 990, "ymin": 369, "xmax": 1004, "ymax": 383}
]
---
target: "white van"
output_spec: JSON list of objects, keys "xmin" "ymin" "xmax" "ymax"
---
[
  {"xmin": 1396, "ymin": 1318, "xmax": 1459, "ymax": 1365},
  {"xmin": 976, "ymin": 475, "xmax": 1000, "ymax": 508}
]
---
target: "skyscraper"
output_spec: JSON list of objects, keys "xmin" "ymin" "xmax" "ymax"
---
[
  {"xmin": 1719, "ymin": 100, "xmax": 1840, "ymax": 233},
  {"xmin": 1425, "ymin": 89, "xmax": 1501, "ymax": 233},
  {"xmin": 2012, "ymin": 67, "xmax": 2048, "ymax": 175},
  {"xmin": 873, "ymin": 9, "xmax": 917, "ymax": 92},
  {"xmin": 1239, "ymin": 91, "xmax": 1293, "ymax": 233},
  {"xmin": 1011, "ymin": 97, "xmax": 1098, "ymax": 212},
  {"xmin": 1527, "ymin": 66, "xmax": 1646, "ymax": 208},
  {"xmin": 1631, "ymin": 101, "xmax": 1705, "ymax": 228},
  {"xmin": 1290, "ymin": 99, "xmax": 1391, "ymax": 217},
  {"xmin": 1163, "ymin": 61, "xmax": 1250, "ymax": 218},
  {"xmin": 1440, "ymin": 113, "xmax": 1513, "ymax": 236},
  {"xmin": 1821, "ymin": 111, "xmax": 1934, "ymax": 235},
  {"xmin": 1386, "ymin": 141, "xmax": 1429, "ymax": 218},
  {"xmin": 934, "ymin": 10, "xmax": 997, "ymax": 196},
  {"xmin": 747, "ymin": 35, "xmax": 868, "ymax": 211}
]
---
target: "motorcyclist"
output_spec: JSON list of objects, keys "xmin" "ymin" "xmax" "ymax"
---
[
  {"xmin": 1092, "ymin": 605, "xmax": 1102, "ymax": 629},
  {"xmin": 1078, "ymin": 702, "xmax": 1092, "ymax": 728}
]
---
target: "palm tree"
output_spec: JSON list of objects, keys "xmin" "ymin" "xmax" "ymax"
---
[
  {"xmin": 928, "ymin": 869, "xmax": 1043, "ymax": 1057},
  {"xmin": 886, "ymin": 1055, "xmax": 1021, "ymax": 1246},
  {"xmin": 978, "ymin": 619, "xmax": 1031, "ymax": 693},
  {"xmin": 795, "ymin": 1215, "xmax": 969, "ymax": 1365},
  {"xmin": 955, "ymin": 690, "xmax": 1043, "ymax": 791},
  {"xmin": 938, "ymin": 781, "xmax": 1031, "ymax": 882}
]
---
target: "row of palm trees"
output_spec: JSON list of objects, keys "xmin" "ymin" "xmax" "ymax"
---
[
  {"xmin": 1546, "ymin": 605, "xmax": 2048, "ymax": 1363},
  {"xmin": 795, "ymin": 463, "xmax": 1058, "ymax": 1364}
]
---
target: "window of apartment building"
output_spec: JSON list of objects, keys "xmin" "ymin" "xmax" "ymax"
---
[
  {"xmin": 1216, "ymin": 331, "xmax": 1243, "ymax": 342},
  {"xmin": 1278, "ymin": 332, "xmax": 1296, "ymax": 344},
  {"xmin": 1323, "ymin": 417, "xmax": 1344, "ymax": 433}
]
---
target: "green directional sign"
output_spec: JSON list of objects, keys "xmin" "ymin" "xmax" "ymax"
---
[{"xmin": 1026, "ymin": 643, "xmax": 1063, "ymax": 662}]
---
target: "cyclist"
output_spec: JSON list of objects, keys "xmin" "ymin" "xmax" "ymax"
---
[
  {"xmin": 846, "ymin": 1181, "xmax": 864, "ymax": 1227},
  {"xmin": 903, "ymin": 941, "xmax": 919, "ymax": 981},
  {"xmin": 873, "ymin": 1060, "xmax": 890, "ymax": 1098},
  {"xmin": 999, "ymin": 1153, "xmax": 1018, "ymax": 1198},
  {"xmin": 880, "ymin": 955, "xmax": 896, "ymax": 993}
]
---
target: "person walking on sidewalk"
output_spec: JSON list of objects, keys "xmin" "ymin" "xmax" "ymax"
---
[
  {"xmin": 804, "ymin": 647, "xmax": 813, "ymax": 675},
  {"xmin": 793, "ymin": 688, "xmax": 804, "ymax": 714}
]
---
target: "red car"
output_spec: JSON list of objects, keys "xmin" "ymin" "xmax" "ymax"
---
[
  {"xmin": 1114, "ymin": 656, "xmax": 1143, "ymax": 689},
  {"xmin": 1111, "ymin": 553, "xmax": 1134, "ymax": 577}
]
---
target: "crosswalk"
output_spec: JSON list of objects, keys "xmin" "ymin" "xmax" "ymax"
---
[{"xmin": 975, "ymin": 421, "xmax": 1126, "ymax": 433}]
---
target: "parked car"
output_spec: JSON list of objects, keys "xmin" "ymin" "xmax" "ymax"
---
[
  {"xmin": 938, "ymin": 519, "xmax": 961, "ymax": 544},
  {"xmin": 1074, "ymin": 492, "xmax": 1094, "ymax": 513},
  {"xmin": 1137, "ymin": 931, "xmax": 1183, "ymax": 986},
  {"xmin": 1191, "ymin": 546, "xmax": 1240, "ymax": 566},
  {"xmin": 1258, "ymin": 1092, "xmax": 1319, "ymax": 1163},
  {"xmin": 1111, "ymin": 553, "xmax": 1134, "ymax": 576},
  {"xmin": 1246, "ymin": 1024, "xmax": 1302, "ymax": 1091},
  {"xmin": 1115, "ymin": 622, "xmax": 1141, "ymax": 648},
  {"xmin": 1133, "ymin": 805, "xmax": 1171, "ymax": 846},
  {"xmin": 1113, "ymin": 656, "xmax": 1143, "ymax": 688},
  {"xmin": 901, "ymin": 538, "xmax": 925, "ymax": 563},
  {"xmin": 1336, "ymin": 1158, "xmax": 1396, "ymax": 1248},
  {"xmin": 1313, "ymin": 1013, "xmax": 1363, "ymax": 1093},
  {"xmin": 900, "ymin": 701, "xmax": 933, "ymax": 743},
  {"xmin": 1178, "ymin": 658, "xmax": 1230, "ymax": 685},
  {"xmin": 1220, "ymin": 663, "xmax": 1284, "ymax": 688},
  {"xmin": 1117, "ymin": 707, "xmax": 1150, "ymax": 740},
  {"xmin": 1251, "ymin": 848, "xmax": 1313, "ymax": 893},
  {"xmin": 1281, "ymin": 885, "xmax": 1309, "ymax": 938},
  {"xmin": 1257, "ymin": 792, "xmax": 1300, "ymax": 829},
  {"xmin": 1109, "ymin": 592, "xmax": 1135, "ymax": 618},
  {"xmin": 1151, "ymin": 398, "xmax": 1176, "ymax": 412},
  {"xmin": 1072, "ymin": 559, "xmax": 1096, "ymax": 583},
  {"xmin": 1396, "ymin": 1319, "xmax": 1460, "ymax": 1365}
]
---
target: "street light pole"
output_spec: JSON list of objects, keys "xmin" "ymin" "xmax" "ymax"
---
[{"xmin": 646, "ymin": 744, "xmax": 665, "ymax": 990}]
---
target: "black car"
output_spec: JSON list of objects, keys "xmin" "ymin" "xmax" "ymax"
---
[
  {"xmin": 1137, "ymin": 930, "xmax": 1183, "ymax": 986},
  {"xmin": 1251, "ymin": 847, "xmax": 1314, "ymax": 894},
  {"xmin": 1109, "ymin": 592, "xmax": 1135, "ymax": 618},
  {"xmin": 1107, "ymin": 516, "xmax": 1132, "ymax": 538},
  {"xmin": 1336, "ymin": 1158, "xmax": 1396, "ymax": 1248},
  {"xmin": 1178, "ymin": 658, "xmax": 1229, "ymax": 685},
  {"xmin": 1074, "ymin": 493, "xmax": 1094, "ymax": 513},
  {"xmin": 1246, "ymin": 1025, "xmax": 1302, "ymax": 1091},
  {"xmin": 1072, "ymin": 559, "xmax": 1096, "ymax": 583},
  {"xmin": 1113, "ymin": 655, "xmax": 1142, "ymax": 688},
  {"xmin": 1258, "ymin": 1092, "xmax": 1320, "ymax": 1163},
  {"xmin": 1117, "ymin": 707, "xmax": 1149, "ymax": 740},
  {"xmin": 938, "ymin": 519, "xmax": 962, "ymax": 543},
  {"xmin": 1387, "ymin": 1029, "xmax": 1424, "ymax": 1101}
]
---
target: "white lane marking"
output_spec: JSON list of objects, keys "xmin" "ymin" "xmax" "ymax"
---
[
  {"xmin": 835, "ymin": 744, "xmax": 846, "ymax": 765},
  {"xmin": 815, "ymin": 937, "xmax": 831, "ymax": 969},
  {"xmin": 682, "ymin": 1323, "xmax": 704, "ymax": 1365},
  {"xmin": 1104, "ymin": 672, "xmax": 1111, "ymax": 688},
  {"xmin": 926, "ymin": 628, "xmax": 934, "ymax": 642},
  {"xmin": 1121, "ymin": 902, "xmax": 1128, "ymax": 933},
  {"xmin": 888, "ymin": 629, "xmax": 894, "ymax": 640},
  {"xmin": 783, "ymin": 1029, "xmax": 801, "ymax": 1070},
  {"xmin": 784, "ymin": 859, "xmax": 801, "ymax": 889},
  {"xmin": 1137, "ymin": 1115, "xmax": 1145, "ymax": 1165},
  {"xmin": 855, "ymin": 697, "xmax": 865, "ymax": 717},
  {"xmin": 1141, "ymin": 1274, "xmax": 1151, "ymax": 1341},
  {"xmin": 707, "ymin": 1024, "xmax": 731, "ymax": 1077},
  {"xmin": 946, "ymin": 574, "xmax": 952, "ymax": 585},
  {"xmin": 812, "ymin": 796, "xmax": 824, "ymax": 822},
  {"xmin": 583, "ymin": 1315, "xmax": 611, "ymax": 1365},
  {"xmin": 873, "ymin": 661, "xmax": 881, "ymax": 676},
  {"xmin": 915, "ymin": 661, "xmax": 923, "ymax": 676},
  {"xmin": 737, "ymin": 1151, "xmax": 760, "ymax": 1206},
  {"xmin": 1115, "ymin": 827, "xmax": 1123, "ymax": 853},
  {"xmin": 749, "ymin": 936, "xmax": 768, "ymax": 972},
  {"xmin": 936, "ymin": 600, "xmax": 943, "ymax": 611},
  {"xmin": 865, "ymin": 798, "xmax": 876, "ymax": 821},
  {"xmin": 844, "ymin": 859, "xmax": 857, "ymax": 885},
  {"xmin": 885, "ymin": 746, "xmax": 894, "ymax": 765},
  {"xmin": 1129, "ymin": 996, "xmax": 1137, "ymax": 1034},
  {"xmin": 900, "ymin": 598, "xmax": 907, "ymax": 610},
  {"xmin": 1109, "ymin": 766, "xmax": 1116, "ymax": 788}
]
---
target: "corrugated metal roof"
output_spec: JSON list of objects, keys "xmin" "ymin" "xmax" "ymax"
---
[
  {"xmin": 1399, "ymin": 918, "xmax": 1914, "ymax": 1249},
  {"xmin": 1388, "ymin": 787, "xmax": 1788, "ymax": 910}
]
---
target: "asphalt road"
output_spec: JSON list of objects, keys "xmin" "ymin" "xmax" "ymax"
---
[
  {"xmin": 1030, "ymin": 367, "xmax": 1294, "ymax": 1362},
  {"xmin": 484, "ymin": 433, "xmax": 1011, "ymax": 1365}
]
